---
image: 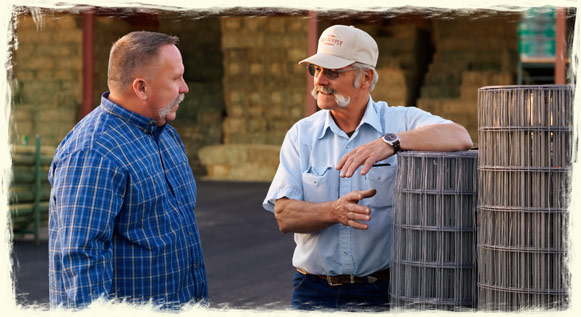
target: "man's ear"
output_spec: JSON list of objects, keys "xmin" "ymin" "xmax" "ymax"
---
[
  {"xmin": 132, "ymin": 78, "xmax": 148, "ymax": 101},
  {"xmin": 362, "ymin": 69, "xmax": 374, "ymax": 90}
]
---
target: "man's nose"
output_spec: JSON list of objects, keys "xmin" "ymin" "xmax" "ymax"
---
[
  {"xmin": 313, "ymin": 70, "xmax": 329, "ymax": 86},
  {"xmin": 180, "ymin": 78, "xmax": 189, "ymax": 94}
]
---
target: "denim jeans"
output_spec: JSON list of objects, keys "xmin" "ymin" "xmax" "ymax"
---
[{"xmin": 290, "ymin": 271, "xmax": 391, "ymax": 311}]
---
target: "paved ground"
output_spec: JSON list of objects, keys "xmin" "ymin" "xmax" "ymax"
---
[{"xmin": 10, "ymin": 180, "xmax": 297, "ymax": 310}]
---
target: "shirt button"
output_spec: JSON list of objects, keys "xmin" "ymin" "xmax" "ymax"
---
[{"xmin": 343, "ymin": 251, "xmax": 348, "ymax": 255}]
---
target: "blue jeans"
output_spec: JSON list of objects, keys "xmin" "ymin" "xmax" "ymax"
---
[{"xmin": 290, "ymin": 271, "xmax": 391, "ymax": 311}]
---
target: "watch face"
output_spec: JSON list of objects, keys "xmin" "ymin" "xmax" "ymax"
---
[{"xmin": 383, "ymin": 133, "xmax": 397, "ymax": 142}]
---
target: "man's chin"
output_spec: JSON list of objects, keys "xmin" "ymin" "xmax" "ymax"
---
[
  {"xmin": 317, "ymin": 95, "xmax": 339, "ymax": 109},
  {"xmin": 165, "ymin": 112, "xmax": 177, "ymax": 123}
]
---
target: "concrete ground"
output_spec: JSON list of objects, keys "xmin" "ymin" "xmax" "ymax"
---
[{"xmin": 10, "ymin": 180, "xmax": 296, "ymax": 310}]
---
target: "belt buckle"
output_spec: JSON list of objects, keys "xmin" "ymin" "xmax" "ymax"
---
[{"xmin": 326, "ymin": 276, "xmax": 343, "ymax": 286}]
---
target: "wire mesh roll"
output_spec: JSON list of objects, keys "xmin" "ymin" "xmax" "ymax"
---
[
  {"xmin": 391, "ymin": 151, "xmax": 478, "ymax": 310},
  {"xmin": 477, "ymin": 85, "xmax": 572, "ymax": 311}
]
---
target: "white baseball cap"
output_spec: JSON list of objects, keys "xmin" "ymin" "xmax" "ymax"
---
[{"xmin": 299, "ymin": 25, "xmax": 378, "ymax": 69}]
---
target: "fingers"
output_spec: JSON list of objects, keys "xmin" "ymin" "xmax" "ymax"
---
[
  {"xmin": 336, "ymin": 138, "xmax": 391, "ymax": 178},
  {"xmin": 345, "ymin": 202, "xmax": 371, "ymax": 216},
  {"xmin": 358, "ymin": 158, "xmax": 376, "ymax": 176},
  {"xmin": 335, "ymin": 147, "xmax": 363, "ymax": 177},
  {"xmin": 335, "ymin": 154, "xmax": 347, "ymax": 171},
  {"xmin": 359, "ymin": 188, "xmax": 377, "ymax": 199},
  {"xmin": 347, "ymin": 189, "xmax": 376, "ymax": 201},
  {"xmin": 337, "ymin": 153, "xmax": 365, "ymax": 178},
  {"xmin": 335, "ymin": 153, "xmax": 351, "ymax": 176},
  {"xmin": 332, "ymin": 189, "xmax": 379, "ymax": 230},
  {"xmin": 347, "ymin": 220, "xmax": 368, "ymax": 230},
  {"xmin": 341, "ymin": 205, "xmax": 370, "ymax": 230},
  {"xmin": 346, "ymin": 209, "xmax": 370, "ymax": 221}
]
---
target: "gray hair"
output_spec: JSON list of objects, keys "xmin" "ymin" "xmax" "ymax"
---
[
  {"xmin": 352, "ymin": 62, "xmax": 379, "ymax": 91},
  {"xmin": 108, "ymin": 31, "xmax": 179, "ymax": 93}
]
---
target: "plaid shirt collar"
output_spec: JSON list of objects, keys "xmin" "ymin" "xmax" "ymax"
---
[{"xmin": 100, "ymin": 92, "xmax": 166, "ymax": 137}]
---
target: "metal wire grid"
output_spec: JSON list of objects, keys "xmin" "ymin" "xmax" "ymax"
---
[
  {"xmin": 391, "ymin": 151, "xmax": 478, "ymax": 310},
  {"xmin": 477, "ymin": 85, "xmax": 572, "ymax": 311}
]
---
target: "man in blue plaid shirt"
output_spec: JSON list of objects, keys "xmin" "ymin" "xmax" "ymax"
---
[{"xmin": 48, "ymin": 31, "xmax": 208, "ymax": 309}]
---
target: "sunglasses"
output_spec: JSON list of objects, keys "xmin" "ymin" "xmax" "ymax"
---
[{"xmin": 307, "ymin": 64, "xmax": 360, "ymax": 80}]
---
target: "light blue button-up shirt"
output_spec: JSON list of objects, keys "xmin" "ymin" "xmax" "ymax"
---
[{"xmin": 263, "ymin": 97, "xmax": 451, "ymax": 276}]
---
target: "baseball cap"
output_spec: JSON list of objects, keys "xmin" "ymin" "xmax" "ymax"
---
[{"xmin": 299, "ymin": 25, "xmax": 378, "ymax": 69}]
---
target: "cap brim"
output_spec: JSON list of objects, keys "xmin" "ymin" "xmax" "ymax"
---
[{"xmin": 298, "ymin": 53, "xmax": 354, "ymax": 69}]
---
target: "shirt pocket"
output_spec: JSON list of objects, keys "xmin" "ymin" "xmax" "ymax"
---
[
  {"xmin": 301, "ymin": 166, "xmax": 339, "ymax": 203},
  {"xmin": 364, "ymin": 164, "xmax": 397, "ymax": 208}
]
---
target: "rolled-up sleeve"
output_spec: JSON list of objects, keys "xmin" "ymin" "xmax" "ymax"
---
[
  {"xmin": 403, "ymin": 106, "xmax": 452, "ymax": 130},
  {"xmin": 49, "ymin": 150, "xmax": 126, "ymax": 308},
  {"xmin": 263, "ymin": 126, "xmax": 304, "ymax": 212}
]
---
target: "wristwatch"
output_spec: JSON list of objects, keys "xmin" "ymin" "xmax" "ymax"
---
[{"xmin": 381, "ymin": 132, "xmax": 400, "ymax": 154}]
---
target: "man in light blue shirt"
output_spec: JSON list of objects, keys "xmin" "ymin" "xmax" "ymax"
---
[{"xmin": 262, "ymin": 25, "xmax": 472, "ymax": 311}]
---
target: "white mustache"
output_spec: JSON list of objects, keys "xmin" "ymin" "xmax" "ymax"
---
[
  {"xmin": 171, "ymin": 93, "xmax": 185, "ymax": 107},
  {"xmin": 159, "ymin": 94, "xmax": 185, "ymax": 119},
  {"xmin": 313, "ymin": 86, "xmax": 335, "ymax": 95},
  {"xmin": 311, "ymin": 86, "xmax": 351, "ymax": 108}
]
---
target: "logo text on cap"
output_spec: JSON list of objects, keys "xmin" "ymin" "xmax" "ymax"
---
[{"xmin": 320, "ymin": 34, "xmax": 343, "ymax": 47}]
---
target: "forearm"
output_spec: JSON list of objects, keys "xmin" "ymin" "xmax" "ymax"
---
[
  {"xmin": 398, "ymin": 123, "xmax": 473, "ymax": 152},
  {"xmin": 274, "ymin": 189, "xmax": 376, "ymax": 233},
  {"xmin": 274, "ymin": 198, "xmax": 336, "ymax": 234},
  {"xmin": 336, "ymin": 123, "xmax": 473, "ymax": 178}
]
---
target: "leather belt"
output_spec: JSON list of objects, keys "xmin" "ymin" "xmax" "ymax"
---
[{"xmin": 297, "ymin": 267, "xmax": 390, "ymax": 286}]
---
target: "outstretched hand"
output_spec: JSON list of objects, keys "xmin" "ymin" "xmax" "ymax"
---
[
  {"xmin": 332, "ymin": 189, "xmax": 377, "ymax": 230},
  {"xmin": 335, "ymin": 138, "xmax": 394, "ymax": 178}
]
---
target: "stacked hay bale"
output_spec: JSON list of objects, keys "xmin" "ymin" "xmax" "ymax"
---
[
  {"xmin": 370, "ymin": 23, "xmax": 432, "ymax": 107},
  {"xmin": 160, "ymin": 15, "xmax": 226, "ymax": 176},
  {"xmin": 417, "ymin": 14, "xmax": 519, "ymax": 143},
  {"xmin": 199, "ymin": 16, "xmax": 307, "ymax": 181},
  {"xmin": 11, "ymin": 13, "xmax": 83, "ymax": 148}
]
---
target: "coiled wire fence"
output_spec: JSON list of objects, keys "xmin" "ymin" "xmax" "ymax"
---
[
  {"xmin": 477, "ymin": 85, "xmax": 572, "ymax": 310},
  {"xmin": 391, "ymin": 150, "xmax": 478, "ymax": 310}
]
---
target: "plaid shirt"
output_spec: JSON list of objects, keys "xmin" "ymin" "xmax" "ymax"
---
[{"xmin": 48, "ymin": 93, "xmax": 208, "ymax": 309}]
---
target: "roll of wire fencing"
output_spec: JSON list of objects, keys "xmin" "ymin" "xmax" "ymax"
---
[
  {"xmin": 477, "ymin": 85, "xmax": 572, "ymax": 311},
  {"xmin": 391, "ymin": 150, "xmax": 478, "ymax": 310}
]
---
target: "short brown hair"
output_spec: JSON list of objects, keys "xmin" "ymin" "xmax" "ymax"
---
[{"xmin": 107, "ymin": 31, "xmax": 179, "ymax": 92}]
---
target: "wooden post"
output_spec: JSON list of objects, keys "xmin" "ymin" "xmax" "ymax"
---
[
  {"xmin": 81, "ymin": 10, "xmax": 94, "ymax": 118},
  {"xmin": 554, "ymin": 8, "xmax": 566, "ymax": 84},
  {"xmin": 306, "ymin": 11, "xmax": 318, "ymax": 116},
  {"xmin": 33, "ymin": 135, "xmax": 41, "ymax": 245}
]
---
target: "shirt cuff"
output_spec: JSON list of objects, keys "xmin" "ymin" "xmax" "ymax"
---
[{"xmin": 262, "ymin": 186, "xmax": 302, "ymax": 212}]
